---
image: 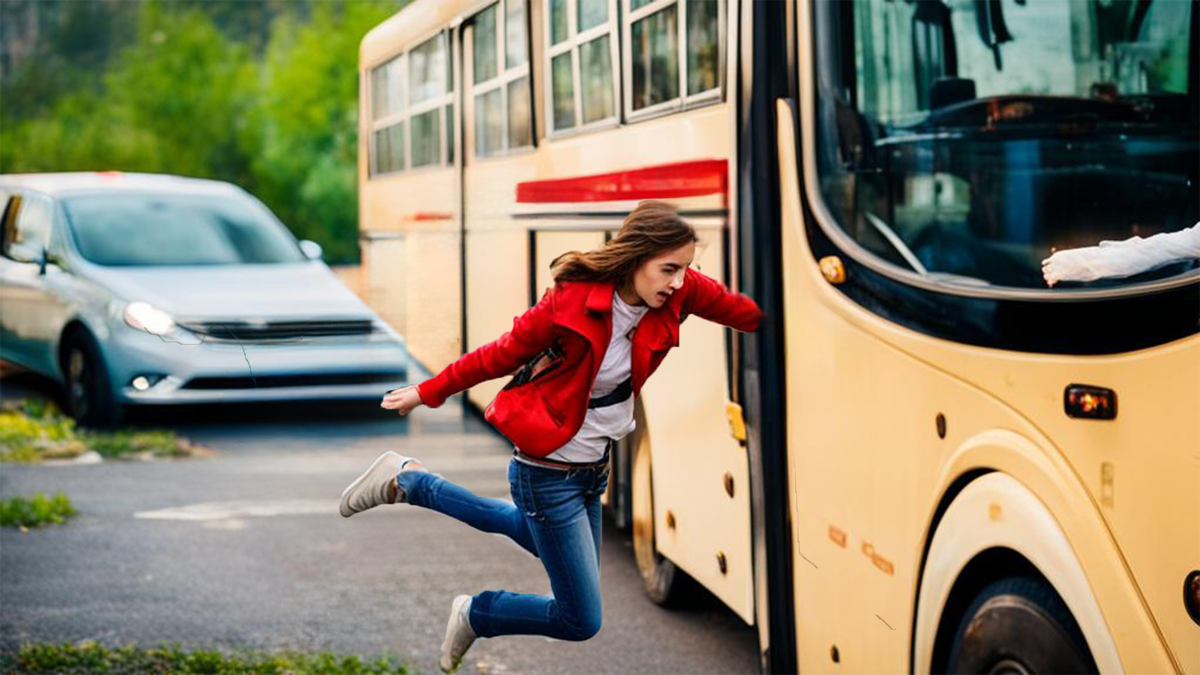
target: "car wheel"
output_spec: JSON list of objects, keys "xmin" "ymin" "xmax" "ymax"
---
[
  {"xmin": 631, "ymin": 437, "xmax": 699, "ymax": 607},
  {"xmin": 945, "ymin": 575, "xmax": 1098, "ymax": 674},
  {"xmin": 62, "ymin": 329, "xmax": 123, "ymax": 429}
]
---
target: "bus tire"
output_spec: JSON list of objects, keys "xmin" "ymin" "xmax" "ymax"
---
[
  {"xmin": 945, "ymin": 575, "xmax": 1098, "ymax": 674},
  {"xmin": 631, "ymin": 436, "xmax": 698, "ymax": 607}
]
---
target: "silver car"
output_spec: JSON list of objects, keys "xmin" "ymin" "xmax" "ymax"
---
[{"xmin": 0, "ymin": 172, "xmax": 408, "ymax": 426}]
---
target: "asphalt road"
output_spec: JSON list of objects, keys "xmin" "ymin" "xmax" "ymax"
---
[{"xmin": 0, "ymin": 372, "xmax": 759, "ymax": 674}]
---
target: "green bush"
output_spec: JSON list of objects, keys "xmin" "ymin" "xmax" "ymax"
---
[
  {"xmin": 0, "ymin": 493, "xmax": 77, "ymax": 528},
  {"xmin": 0, "ymin": 398, "xmax": 196, "ymax": 462},
  {"xmin": 3, "ymin": 642, "xmax": 409, "ymax": 674},
  {"xmin": 0, "ymin": 0, "xmax": 409, "ymax": 265}
]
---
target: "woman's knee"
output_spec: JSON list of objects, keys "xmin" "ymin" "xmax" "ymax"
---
[{"xmin": 558, "ymin": 605, "xmax": 602, "ymax": 641}]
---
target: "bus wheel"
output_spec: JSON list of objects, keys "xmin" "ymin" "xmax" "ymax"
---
[
  {"xmin": 631, "ymin": 438, "xmax": 696, "ymax": 606},
  {"xmin": 945, "ymin": 576, "xmax": 1097, "ymax": 674}
]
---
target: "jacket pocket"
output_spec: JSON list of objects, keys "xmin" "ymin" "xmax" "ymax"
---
[{"xmin": 503, "ymin": 343, "xmax": 565, "ymax": 390}]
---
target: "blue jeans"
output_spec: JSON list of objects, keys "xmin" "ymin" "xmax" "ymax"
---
[{"xmin": 396, "ymin": 456, "xmax": 610, "ymax": 641}]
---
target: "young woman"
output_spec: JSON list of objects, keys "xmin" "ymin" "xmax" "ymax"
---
[{"xmin": 339, "ymin": 200, "xmax": 762, "ymax": 674}]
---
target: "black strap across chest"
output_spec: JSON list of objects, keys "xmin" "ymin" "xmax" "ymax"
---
[{"xmin": 588, "ymin": 377, "xmax": 632, "ymax": 409}]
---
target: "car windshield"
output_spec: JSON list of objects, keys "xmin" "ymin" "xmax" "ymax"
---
[
  {"xmin": 62, "ymin": 192, "xmax": 307, "ymax": 266},
  {"xmin": 814, "ymin": 0, "xmax": 1198, "ymax": 291}
]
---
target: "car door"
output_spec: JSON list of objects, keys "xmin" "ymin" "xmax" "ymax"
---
[{"xmin": 0, "ymin": 191, "xmax": 71, "ymax": 377}]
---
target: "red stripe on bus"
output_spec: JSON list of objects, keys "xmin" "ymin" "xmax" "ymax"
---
[
  {"xmin": 515, "ymin": 159, "xmax": 727, "ymax": 203},
  {"xmin": 409, "ymin": 212, "xmax": 453, "ymax": 221}
]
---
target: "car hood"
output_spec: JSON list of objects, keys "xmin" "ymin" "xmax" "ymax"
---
[{"xmin": 86, "ymin": 263, "xmax": 377, "ymax": 321}]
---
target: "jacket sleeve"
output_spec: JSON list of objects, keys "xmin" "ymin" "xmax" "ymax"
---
[
  {"xmin": 417, "ymin": 286, "xmax": 559, "ymax": 408},
  {"xmin": 681, "ymin": 268, "xmax": 763, "ymax": 332}
]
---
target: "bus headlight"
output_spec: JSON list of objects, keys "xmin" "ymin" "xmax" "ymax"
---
[{"xmin": 124, "ymin": 302, "xmax": 177, "ymax": 336}]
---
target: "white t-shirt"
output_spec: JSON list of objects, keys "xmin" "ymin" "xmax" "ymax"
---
[{"xmin": 543, "ymin": 290, "xmax": 648, "ymax": 463}]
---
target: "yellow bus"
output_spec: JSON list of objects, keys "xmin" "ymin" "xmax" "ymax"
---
[{"xmin": 358, "ymin": 0, "xmax": 1199, "ymax": 672}]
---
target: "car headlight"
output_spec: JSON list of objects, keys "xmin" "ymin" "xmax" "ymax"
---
[{"xmin": 124, "ymin": 302, "xmax": 176, "ymax": 335}]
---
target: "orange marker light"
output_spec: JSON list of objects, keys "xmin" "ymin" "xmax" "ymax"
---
[{"xmin": 1064, "ymin": 384, "xmax": 1117, "ymax": 420}]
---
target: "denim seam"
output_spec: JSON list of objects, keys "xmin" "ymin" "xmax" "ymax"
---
[{"xmin": 544, "ymin": 518, "xmax": 587, "ymax": 638}]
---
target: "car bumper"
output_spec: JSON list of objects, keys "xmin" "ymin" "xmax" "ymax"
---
[{"xmin": 104, "ymin": 326, "xmax": 408, "ymax": 405}]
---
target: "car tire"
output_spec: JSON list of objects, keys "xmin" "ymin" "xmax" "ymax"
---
[
  {"xmin": 631, "ymin": 437, "xmax": 700, "ymax": 607},
  {"xmin": 62, "ymin": 329, "xmax": 124, "ymax": 429},
  {"xmin": 945, "ymin": 575, "xmax": 1098, "ymax": 674}
]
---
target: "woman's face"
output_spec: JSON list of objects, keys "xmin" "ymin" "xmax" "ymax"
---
[{"xmin": 629, "ymin": 242, "xmax": 695, "ymax": 308}]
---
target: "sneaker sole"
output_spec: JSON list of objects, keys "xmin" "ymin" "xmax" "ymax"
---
[
  {"xmin": 339, "ymin": 451, "xmax": 401, "ymax": 518},
  {"xmin": 439, "ymin": 594, "xmax": 473, "ymax": 674}
]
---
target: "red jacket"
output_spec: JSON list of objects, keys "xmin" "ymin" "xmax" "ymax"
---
[{"xmin": 417, "ymin": 268, "xmax": 762, "ymax": 456}]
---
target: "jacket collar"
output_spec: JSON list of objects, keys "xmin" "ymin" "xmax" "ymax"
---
[
  {"xmin": 553, "ymin": 278, "xmax": 681, "ymax": 352},
  {"xmin": 585, "ymin": 283, "xmax": 613, "ymax": 314}
]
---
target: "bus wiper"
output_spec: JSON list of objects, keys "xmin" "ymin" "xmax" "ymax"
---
[{"xmin": 865, "ymin": 212, "xmax": 929, "ymax": 276}]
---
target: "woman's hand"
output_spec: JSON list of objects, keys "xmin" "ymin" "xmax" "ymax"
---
[{"xmin": 381, "ymin": 385, "xmax": 425, "ymax": 416}]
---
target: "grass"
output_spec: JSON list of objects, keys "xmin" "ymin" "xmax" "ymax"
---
[
  {"xmin": 0, "ymin": 493, "xmax": 77, "ymax": 529},
  {"xmin": 0, "ymin": 398, "xmax": 204, "ymax": 463},
  {"xmin": 0, "ymin": 642, "xmax": 410, "ymax": 674}
]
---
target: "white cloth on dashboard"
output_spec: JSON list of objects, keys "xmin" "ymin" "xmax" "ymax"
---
[{"xmin": 1042, "ymin": 222, "xmax": 1200, "ymax": 286}]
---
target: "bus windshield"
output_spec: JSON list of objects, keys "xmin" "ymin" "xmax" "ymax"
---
[{"xmin": 814, "ymin": 0, "xmax": 1198, "ymax": 291}]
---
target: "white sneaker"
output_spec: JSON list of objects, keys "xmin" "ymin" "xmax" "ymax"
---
[
  {"xmin": 439, "ymin": 594, "xmax": 478, "ymax": 674},
  {"xmin": 339, "ymin": 451, "xmax": 415, "ymax": 517}
]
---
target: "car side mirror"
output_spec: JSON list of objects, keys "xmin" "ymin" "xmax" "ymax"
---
[{"xmin": 299, "ymin": 239, "xmax": 323, "ymax": 261}]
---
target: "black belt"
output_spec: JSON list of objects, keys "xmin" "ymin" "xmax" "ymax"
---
[
  {"xmin": 514, "ymin": 440, "xmax": 613, "ymax": 471},
  {"xmin": 588, "ymin": 378, "xmax": 632, "ymax": 409}
]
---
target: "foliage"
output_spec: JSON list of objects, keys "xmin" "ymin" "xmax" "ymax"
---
[
  {"xmin": 0, "ymin": 399, "xmax": 85, "ymax": 462},
  {"xmin": 2, "ymin": 641, "xmax": 410, "ymax": 674},
  {"xmin": 0, "ymin": 493, "xmax": 77, "ymax": 528},
  {"xmin": 0, "ymin": 398, "xmax": 198, "ymax": 462},
  {"xmin": 0, "ymin": 0, "xmax": 408, "ymax": 265}
]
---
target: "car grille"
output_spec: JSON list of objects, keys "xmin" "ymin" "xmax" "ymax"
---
[
  {"xmin": 181, "ymin": 372, "xmax": 404, "ymax": 390},
  {"xmin": 177, "ymin": 320, "xmax": 377, "ymax": 341}
]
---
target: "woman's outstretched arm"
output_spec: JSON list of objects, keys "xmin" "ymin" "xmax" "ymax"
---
[
  {"xmin": 414, "ymin": 286, "xmax": 560, "ymax": 408},
  {"xmin": 681, "ymin": 268, "xmax": 764, "ymax": 332},
  {"xmin": 1042, "ymin": 222, "xmax": 1200, "ymax": 286}
]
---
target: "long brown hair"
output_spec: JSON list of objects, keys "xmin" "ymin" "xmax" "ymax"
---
[{"xmin": 550, "ymin": 201, "xmax": 698, "ymax": 286}]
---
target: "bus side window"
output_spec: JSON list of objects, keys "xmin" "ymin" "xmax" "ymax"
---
[
  {"xmin": 410, "ymin": 31, "xmax": 453, "ymax": 169},
  {"xmin": 368, "ymin": 54, "xmax": 406, "ymax": 176},
  {"xmin": 473, "ymin": 0, "xmax": 534, "ymax": 157},
  {"xmin": 624, "ymin": 0, "xmax": 723, "ymax": 121},
  {"xmin": 545, "ymin": 0, "xmax": 618, "ymax": 134}
]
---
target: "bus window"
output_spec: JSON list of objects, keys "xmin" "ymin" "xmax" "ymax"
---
[
  {"xmin": 410, "ymin": 32, "xmax": 452, "ymax": 168},
  {"xmin": 631, "ymin": 3, "xmax": 679, "ymax": 109},
  {"xmin": 813, "ymin": 0, "xmax": 1198, "ymax": 291},
  {"xmin": 686, "ymin": 0, "xmax": 719, "ymax": 96},
  {"xmin": 625, "ymin": 0, "xmax": 722, "ymax": 120},
  {"xmin": 545, "ymin": 0, "xmax": 619, "ymax": 134},
  {"xmin": 473, "ymin": 0, "xmax": 533, "ymax": 157},
  {"xmin": 369, "ymin": 55, "xmax": 406, "ymax": 176}
]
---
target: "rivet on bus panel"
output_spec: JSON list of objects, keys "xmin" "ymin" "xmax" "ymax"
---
[
  {"xmin": 666, "ymin": 510, "xmax": 676, "ymax": 530},
  {"xmin": 828, "ymin": 525, "xmax": 847, "ymax": 548},
  {"xmin": 830, "ymin": 645, "xmax": 840, "ymax": 663},
  {"xmin": 716, "ymin": 551, "xmax": 727, "ymax": 575},
  {"xmin": 819, "ymin": 256, "xmax": 845, "ymax": 284},
  {"xmin": 723, "ymin": 472, "xmax": 734, "ymax": 498},
  {"xmin": 936, "ymin": 413, "xmax": 947, "ymax": 439}
]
